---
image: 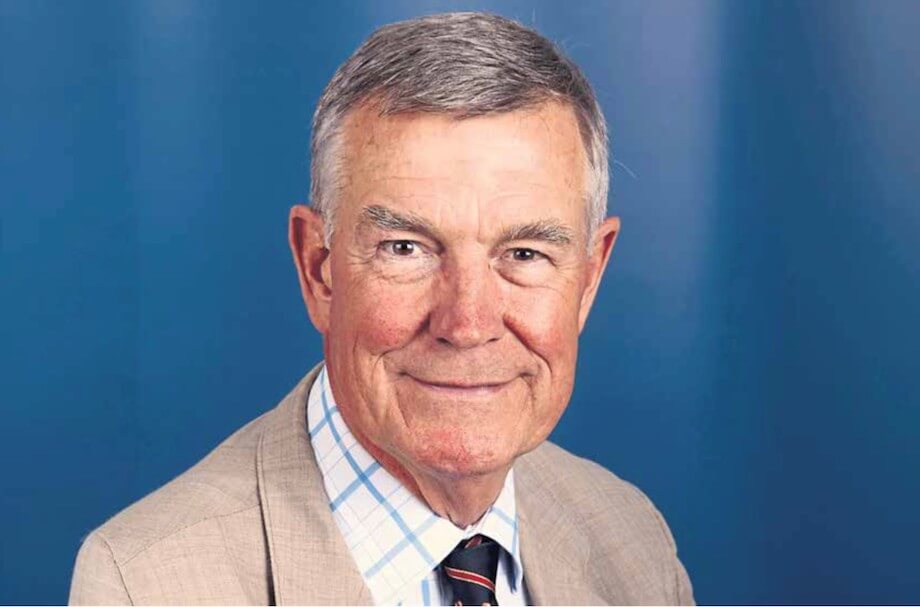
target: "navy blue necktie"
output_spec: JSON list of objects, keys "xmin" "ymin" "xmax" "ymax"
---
[{"xmin": 439, "ymin": 534, "xmax": 501, "ymax": 606}]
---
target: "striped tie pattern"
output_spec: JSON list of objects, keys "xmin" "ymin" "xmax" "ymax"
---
[{"xmin": 440, "ymin": 534, "xmax": 501, "ymax": 606}]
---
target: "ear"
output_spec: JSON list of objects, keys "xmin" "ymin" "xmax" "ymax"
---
[
  {"xmin": 289, "ymin": 204, "xmax": 333, "ymax": 333},
  {"xmin": 577, "ymin": 216, "xmax": 620, "ymax": 332}
]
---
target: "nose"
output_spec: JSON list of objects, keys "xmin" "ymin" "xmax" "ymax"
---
[{"xmin": 429, "ymin": 256, "xmax": 505, "ymax": 349}]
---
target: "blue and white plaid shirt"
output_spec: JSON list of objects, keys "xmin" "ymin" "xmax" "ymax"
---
[{"xmin": 307, "ymin": 365, "xmax": 527, "ymax": 605}]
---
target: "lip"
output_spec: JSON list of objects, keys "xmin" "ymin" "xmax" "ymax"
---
[{"xmin": 405, "ymin": 375, "xmax": 513, "ymax": 396}]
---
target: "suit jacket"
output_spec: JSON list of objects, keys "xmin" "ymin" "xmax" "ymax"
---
[{"xmin": 69, "ymin": 363, "xmax": 694, "ymax": 605}]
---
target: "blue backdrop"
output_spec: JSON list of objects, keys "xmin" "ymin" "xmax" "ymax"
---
[{"xmin": 2, "ymin": 1, "xmax": 918, "ymax": 603}]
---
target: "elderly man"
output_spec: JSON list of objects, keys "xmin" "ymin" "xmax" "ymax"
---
[{"xmin": 70, "ymin": 12, "xmax": 693, "ymax": 606}]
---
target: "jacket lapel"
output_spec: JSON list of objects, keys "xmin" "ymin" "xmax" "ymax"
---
[
  {"xmin": 256, "ymin": 364, "xmax": 373, "ymax": 605},
  {"xmin": 515, "ymin": 449, "xmax": 611, "ymax": 605}
]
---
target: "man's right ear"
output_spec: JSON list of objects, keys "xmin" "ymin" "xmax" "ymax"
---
[{"xmin": 289, "ymin": 204, "xmax": 332, "ymax": 333}]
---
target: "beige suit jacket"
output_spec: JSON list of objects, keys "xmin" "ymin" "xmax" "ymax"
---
[{"xmin": 69, "ymin": 364, "xmax": 694, "ymax": 605}]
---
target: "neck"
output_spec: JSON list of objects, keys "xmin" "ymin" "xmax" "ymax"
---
[{"xmin": 359, "ymin": 432, "xmax": 510, "ymax": 528}]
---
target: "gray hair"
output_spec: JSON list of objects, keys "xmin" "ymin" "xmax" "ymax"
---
[{"xmin": 310, "ymin": 12, "xmax": 609, "ymax": 248}]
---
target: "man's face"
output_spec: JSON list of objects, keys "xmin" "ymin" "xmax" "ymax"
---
[{"xmin": 293, "ymin": 101, "xmax": 618, "ymax": 481}]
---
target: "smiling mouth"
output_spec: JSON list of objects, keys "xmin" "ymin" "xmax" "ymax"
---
[{"xmin": 404, "ymin": 375, "xmax": 513, "ymax": 396}]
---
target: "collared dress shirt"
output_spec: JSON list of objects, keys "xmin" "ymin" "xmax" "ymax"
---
[{"xmin": 307, "ymin": 364, "xmax": 528, "ymax": 606}]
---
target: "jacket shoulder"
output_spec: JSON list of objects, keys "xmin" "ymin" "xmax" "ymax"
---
[
  {"xmin": 520, "ymin": 441, "xmax": 662, "ymax": 514},
  {"xmin": 83, "ymin": 408, "xmax": 270, "ymax": 566},
  {"xmin": 518, "ymin": 440, "xmax": 673, "ymax": 541},
  {"xmin": 516, "ymin": 441, "xmax": 695, "ymax": 605}
]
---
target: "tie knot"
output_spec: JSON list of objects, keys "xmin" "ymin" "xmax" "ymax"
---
[{"xmin": 440, "ymin": 534, "xmax": 501, "ymax": 606}]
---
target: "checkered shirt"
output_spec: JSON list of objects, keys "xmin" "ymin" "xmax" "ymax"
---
[{"xmin": 307, "ymin": 364, "xmax": 527, "ymax": 606}]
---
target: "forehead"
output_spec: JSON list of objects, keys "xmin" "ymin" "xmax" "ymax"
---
[{"xmin": 334, "ymin": 101, "xmax": 588, "ymax": 232}]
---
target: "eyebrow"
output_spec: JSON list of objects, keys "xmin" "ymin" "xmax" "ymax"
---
[
  {"xmin": 360, "ymin": 205, "xmax": 440, "ymax": 240},
  {"xmin": 497, "ymin": 220, "xmax": 574, "ymax": 246},
  {"xmin": 359, "ymin": 204, "xmax": 575, "ymax": 246}
]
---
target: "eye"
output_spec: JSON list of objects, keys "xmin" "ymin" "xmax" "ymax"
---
[
  {"xmin": 508, "ymin": 247, "xmax": 544, "ymax": 262},
  {"xmin": 375, "ymin": 239, "xmax": 437, "ymax": 281},
  {"xmin": 384, "ymin": 240, "xmax": 417, "ymax": 256}
]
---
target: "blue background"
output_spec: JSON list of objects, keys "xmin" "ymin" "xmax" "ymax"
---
[{"xmin": 2, "ymin": 1, "xmax": 918, "ymax": 603}]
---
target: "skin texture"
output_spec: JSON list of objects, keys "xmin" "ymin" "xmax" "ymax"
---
[{"xmin": 290, "ymin": 100, "xmax": 620, "ymax": 526}]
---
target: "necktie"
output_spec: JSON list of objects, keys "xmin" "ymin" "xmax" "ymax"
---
[{"xmin": 439, "ymin": 534, "xmax": 501, "ymax": 606}]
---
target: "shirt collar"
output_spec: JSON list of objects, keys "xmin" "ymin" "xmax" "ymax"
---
[{"xmin": 306, "ymin": 364, "xmax": 523, "ymax": 605}]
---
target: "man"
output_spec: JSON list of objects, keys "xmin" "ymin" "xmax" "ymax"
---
[{"xmin": 70, "ymin": 12, "xmax": 693, "ymax": 605}]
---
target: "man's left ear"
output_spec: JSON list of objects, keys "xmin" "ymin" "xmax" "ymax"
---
[{"xmin": 578, "ymin": 216, "xmax": 620, "ymax": 332}]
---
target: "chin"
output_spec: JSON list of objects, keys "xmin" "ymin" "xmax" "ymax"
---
[{"xmin": 405, "ymin": 430, "xmax": 517, "ymax": 479}]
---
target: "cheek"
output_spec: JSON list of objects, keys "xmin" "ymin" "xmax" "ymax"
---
[
  {"xmin": 506, "ymin": 286, "xmax": 580, "ymax": 438},
  {"xmin": 333, "ymin": 276, "xmax": 431, "ymax": 354},
  {"xmin": 505, "ymin": 287, "xmax": 581, "ymax": 367}
]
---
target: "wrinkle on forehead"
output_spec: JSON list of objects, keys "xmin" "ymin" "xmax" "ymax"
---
[{"xmin": 336, "ymin": 100, "xmax": 589, "ymax": 243}]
